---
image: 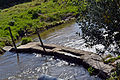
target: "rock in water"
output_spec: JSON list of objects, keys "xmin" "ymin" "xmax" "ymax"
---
[{"xmin": 38, "ymin": 75, "xmax": 63, "ymax": 80}]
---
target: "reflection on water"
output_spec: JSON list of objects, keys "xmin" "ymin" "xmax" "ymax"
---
[{"xmin": 0, "ymin": 22, "xmax": 102, "ymax": 80}]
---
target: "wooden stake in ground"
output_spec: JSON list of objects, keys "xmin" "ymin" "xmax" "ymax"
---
[
  {"xmin": 8, "ymin": 27, "xmax": 17, "ymax": 50},
  {"xmin": 8, "ymin": 27, "xmax": 19, "ymax": 61},
  {"xmin": 35, "ymin": 27, "xmax": 46, "ymax": 53}
]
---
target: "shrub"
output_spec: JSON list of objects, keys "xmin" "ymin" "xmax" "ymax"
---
[{"xmin": 21, "ymin": 37, "xmax": 32, "ymax": 45}]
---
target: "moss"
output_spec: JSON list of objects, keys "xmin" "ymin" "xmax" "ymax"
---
[
  {"xmin": 104, "ymin": 54, "xmax": 112, "ymax": 59},
  {"xmin": 104, "ymin": 56, "xmax": 120, "ymax": 64},
  {"xmin": 21, "ymin": 37, "xmax": 32, "ymax": 45},
  {"xmin": 104, "ymin": 58, "xmax": 116, "ymax": 64},
  {"xmin": 102, "ymin": 54, "xmax": 113, "ymax": 62}
]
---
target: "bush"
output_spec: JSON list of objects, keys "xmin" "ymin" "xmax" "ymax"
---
[{"xmin": 21, "ymin": 37, "xmax": 32, "ymax": 45}]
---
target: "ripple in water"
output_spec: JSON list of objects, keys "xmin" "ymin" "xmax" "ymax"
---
[{"xmin": 5, "ymin": 53, "xmax": 101, "ymax": 80}]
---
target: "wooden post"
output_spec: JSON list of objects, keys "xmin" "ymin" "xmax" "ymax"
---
[
  {"xmin": 8, "ymin": 27, "xmax": 19, "ymax": 61},
  {"xmin": 35, "ymin": 28, "xmax": 46, "ymax": 53},
  {"xmin": 17, "ymin": 53, "xmax": 20, "ymax": 64},
  {"xmin": 8, "ymin": 27, "xmax": 17, "ymax": 50}
]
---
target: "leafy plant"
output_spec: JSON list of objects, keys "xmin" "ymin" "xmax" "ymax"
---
[{"xmin": 88, "ymin": 67, "xmax": 94, "ymax": 75}]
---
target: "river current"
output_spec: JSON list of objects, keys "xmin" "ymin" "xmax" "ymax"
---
[{"xmin": 0, "ymin": 22, "xmax": 101, "ymax": 80}]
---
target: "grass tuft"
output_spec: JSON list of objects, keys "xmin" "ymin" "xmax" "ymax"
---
[{"xmin": 21, "ymin": 37, "xmax": 32, "ymax": 45}]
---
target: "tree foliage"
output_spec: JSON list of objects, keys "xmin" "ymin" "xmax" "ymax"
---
[{"xmin": 77, "ymin": 0, "xmax": 120, "ymax": 55}]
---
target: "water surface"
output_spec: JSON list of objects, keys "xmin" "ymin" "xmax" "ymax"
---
[{"xmin": 0, "ymin": 22, "xmax": 101, "ymax": 80}]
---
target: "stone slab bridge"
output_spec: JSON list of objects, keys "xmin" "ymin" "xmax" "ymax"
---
[{"xmin": 4, "ymin": 42, "xmax": 114, "ymax": 79}]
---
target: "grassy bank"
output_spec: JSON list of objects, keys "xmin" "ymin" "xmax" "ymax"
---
[{"xmin": 0, "ymin": 0, "xmax": 80, "ymax": 48}]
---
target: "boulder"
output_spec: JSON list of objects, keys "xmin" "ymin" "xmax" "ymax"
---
[{"xmin": 38, "ymin": 75, "xmax": 63, "ymax": 80}]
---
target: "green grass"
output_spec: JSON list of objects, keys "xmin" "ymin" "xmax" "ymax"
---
[{"xmin": 0, "ymin": 0, "xmax": 84, "ymax": 47}]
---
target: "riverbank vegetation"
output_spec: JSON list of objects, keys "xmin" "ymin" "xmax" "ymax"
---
[{"xmin": 0, "ymin": 0, "xmax": 84, "ymax": 48}]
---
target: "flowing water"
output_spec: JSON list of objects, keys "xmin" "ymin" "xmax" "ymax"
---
[{"xmin": 0, "ymin": 22, "xmax": 102, "ymax": 80}]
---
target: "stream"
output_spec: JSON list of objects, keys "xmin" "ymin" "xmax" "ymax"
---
[{"xmin": 0, "ymin": 22, "xmax": 102, "ymax": 80}]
